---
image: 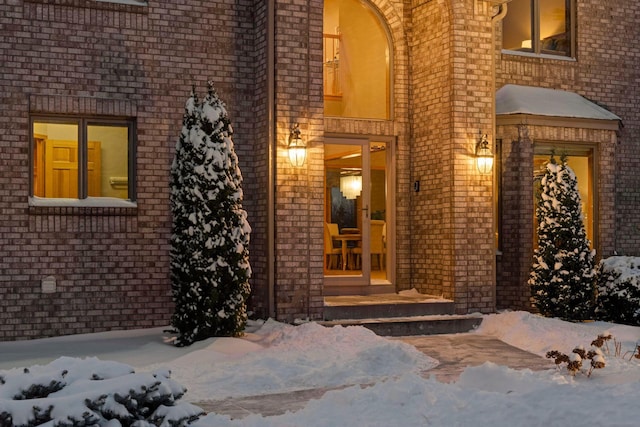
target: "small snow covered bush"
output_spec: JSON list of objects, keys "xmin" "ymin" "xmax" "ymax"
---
[
  {"xmin": 0, "ymin": 357, "xmax": 204, "ymax": 427},
  {"xmin": 595, "ymin": 256, "xmax": 640, "ymax": 326},
  {"xmin": 546, "ymin": 333, "xmax": 610, "ymax": 377}
]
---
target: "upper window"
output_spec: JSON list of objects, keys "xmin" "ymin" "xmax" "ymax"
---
[
  {"xmin": 323, "ymin": 0, "xmax": 391, "ymax": 119},
  {"xmin": 32, "ymin": 117, "xmax": 135, "ymax": 202},
  {"xmin": 503, "ymin": 0, "xmax": 574, "ymax": 57}
]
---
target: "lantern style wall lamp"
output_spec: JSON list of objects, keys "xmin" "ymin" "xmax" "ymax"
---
[
  {"xmin": 288, "ymin": 123, "xmax": 307, "ymax": 167},
  {"xmin": 475, "ymin": 131, "xmax": 494, "ymax": 175}
]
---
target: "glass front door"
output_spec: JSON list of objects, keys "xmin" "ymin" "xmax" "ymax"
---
[{"xmin": 324, "ymin": 138, "xmax": 391, "ymax": 288}]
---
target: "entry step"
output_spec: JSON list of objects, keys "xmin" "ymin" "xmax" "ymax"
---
[
  {"xmin": 319, "ymin": 314, "xmax": 483, "ymax": 336},
  {"xmin": 324, "ymin": 292, "xmax": 455, "ymax": 320}
]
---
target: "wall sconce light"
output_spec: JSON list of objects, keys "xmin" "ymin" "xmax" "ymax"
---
[
  {"xmin": 288, "ymin": 123, "xmax": 307, "ymax": 167},
  {"xmin": 475, "ymin": 131, "xmax": 493, "ymax": 175}
]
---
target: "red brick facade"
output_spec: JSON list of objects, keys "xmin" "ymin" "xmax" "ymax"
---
[
  {"xmin": 0, "ymin": 0, "xmax": 259, "ymax": 339},
  {"xmin": 1, "ymin": 0, "xmax": 638, "ymax": 339},
  {"xmin": 495, "ymin": 1, "xmax": 640, "ymax": 309}
]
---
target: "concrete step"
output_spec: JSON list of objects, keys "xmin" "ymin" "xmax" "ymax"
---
[
  {"xmin": 323, "ymin": 300, "xmax": 455, "ymax": 320},
  {"xmin": 320, "ymin": 314, "xmax": 483, "ymax": 337},
  {"xmin": 321, "ymin": 293, "xmax": 480, "ymax": 336}
]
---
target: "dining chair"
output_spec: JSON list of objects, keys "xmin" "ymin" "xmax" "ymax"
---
[
  {"xmin": 327, "ymin": 223, "xmax": 340, "ymax": 243},
  {"xmin": 324, "ymin": 223, "xmax": 342, "ymax": 269},
  {"xmin": 350, "ymin": 220, "xmax": 385, "ymax": 270}
]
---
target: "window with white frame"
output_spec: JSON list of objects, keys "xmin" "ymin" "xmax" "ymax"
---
[
  {"xmin": 31, "ymin": 117, "xmax": 135, "ymax": 202},
  {"xmin": 503, "ymin": 0, "xmax": 574, "ymax": 57}
]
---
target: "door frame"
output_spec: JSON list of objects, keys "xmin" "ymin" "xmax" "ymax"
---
[{"xmin": 323, "ymin": 134, "xmax": 396, "ymax": 292}]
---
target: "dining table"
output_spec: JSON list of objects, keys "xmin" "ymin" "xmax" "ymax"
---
[{"xmin": 333, "ymin": 233, "xmax": 362, "ymax": 270}]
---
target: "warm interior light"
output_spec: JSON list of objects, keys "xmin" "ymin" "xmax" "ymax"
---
[
  {"xmin": 340, "ymin": 174, "xmax": 362, "ymax": 199},
  {"xmin": 521, "ymin": 39, "xmax": 532, "ymax": 49}
]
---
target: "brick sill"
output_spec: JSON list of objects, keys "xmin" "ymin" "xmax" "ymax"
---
[
  {"xmin": 24, "ymin": 0, "xmax": 148, "ymax": 14},
  {"xmin": 28, "ymin": 197, "xmax": 137, "ymax": 216}
]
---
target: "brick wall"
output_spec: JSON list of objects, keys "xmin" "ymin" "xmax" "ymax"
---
[
  {"xmin": 495, "ymin": 0, "xmax": 640, "ymax": 308},
  {"xmin": 245, "ymin": 1, "xmax": 270, "ymax": 319},
  {"xmin": 496, "ymin": 1, "xmax": 640, "ymax": 255},
  {"xmin": 0, "ymin": 0, "xmax": 260, "ymax": 339},
  {"xmin": 271, "ymin": 0, "xmax": 325, "ymax": 322},
  {"xmin": 7, "ymin": 0, "xmax": 637, "ymax": 339},
  {"xmin": 495, "ymin": 124, "xmax": 534, "ymax": 310},
  {"xmin": 449, "ymin": 0, "xmax": 495, "ymax": 313},
  {"xmin": 409, "ymin": 0, "xmax": 455, "ymax": 300},
  {"xmin": 409, "ymin": 0, "xmax": 495, "ymax": 313}
]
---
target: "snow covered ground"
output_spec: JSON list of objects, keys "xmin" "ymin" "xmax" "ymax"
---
[{"xmin": 1, "ymin": 312, "xmax": 640, "ymax": 426}]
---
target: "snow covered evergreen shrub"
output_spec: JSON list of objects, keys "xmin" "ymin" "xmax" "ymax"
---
[
  {"xmin": 595, "ymin": 256, "xmax": 640, "ymax": 326},
  {"xmin": 0, "ymin": 357, "xmax": 204, "ymax": 427},
  {"xmin": 170, "ymin": 88, "xmax": 200, "ymax": 345},
  {"xmin": 170, "ymin": 83, "xmax": 251, "ymax": 346},
  {"xmin": 528, "ymin": 153, "xmax": 595, "ymax": 321}
]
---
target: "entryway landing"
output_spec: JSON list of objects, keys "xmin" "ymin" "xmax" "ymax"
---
[
  {"xmin": 325, "ymin": 290, "xmax": 450, "ymax": 306},
  {"xmin": 322, "ymin": 291, "xmax": 482, "ymax": 336}
]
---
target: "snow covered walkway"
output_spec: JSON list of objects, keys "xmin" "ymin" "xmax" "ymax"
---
[
  {"xmin": 194, "ymin": 333, "xmax": 553, "ymax": 419},
  {"xmin": 2, "ymin": 313, "xmax": 640, "ymax": 426}
]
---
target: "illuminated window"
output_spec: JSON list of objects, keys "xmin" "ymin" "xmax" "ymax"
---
[
  {"xmin": 32, "ymin": 118, "xmax": 134, "ymax": 201},
  {"xmin": 323, "ymin": 0, "xmax": 391, "ymax": 119},
  {"xmin": 533, "ymin": 146, "xmax": 595, "ymax": 249},
  {"xmin": 503, "ymin": 0, "xmax": 574, "ymax": 57}
]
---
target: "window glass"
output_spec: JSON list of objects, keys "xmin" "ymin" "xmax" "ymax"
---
[
  {"xmin": 533, "ymin": 150, "xmax": 594, "ymax": 248},
  {"xmin": 32, "ymin": 119, "xmax": 133, "ymax": 201},
  {"xmin": 503, "ymin": 0, "xmax": 572, "ymax": 56},
  {"xmin": 87, "ymin": 125, "xmax": 129, "ymax": 198},
  {"xmin": 502, "ymin": 0, "xmax": 533, "ymax": 51},
  {"xmin": 323, "ymin": 0, "xmax": 391, "ymax": 119},
  {"xmin": 539, "ymin": 0, "xmax": 569, "ymax": 55},
  {"xmin": 33, "ymin": 122, "xmax": 79, "ymax": 198}
]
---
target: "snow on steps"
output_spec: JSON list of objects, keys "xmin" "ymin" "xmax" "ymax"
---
[{"xmin": 321, "ymin": 294, "xmax": 482, "ymax": 336}]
